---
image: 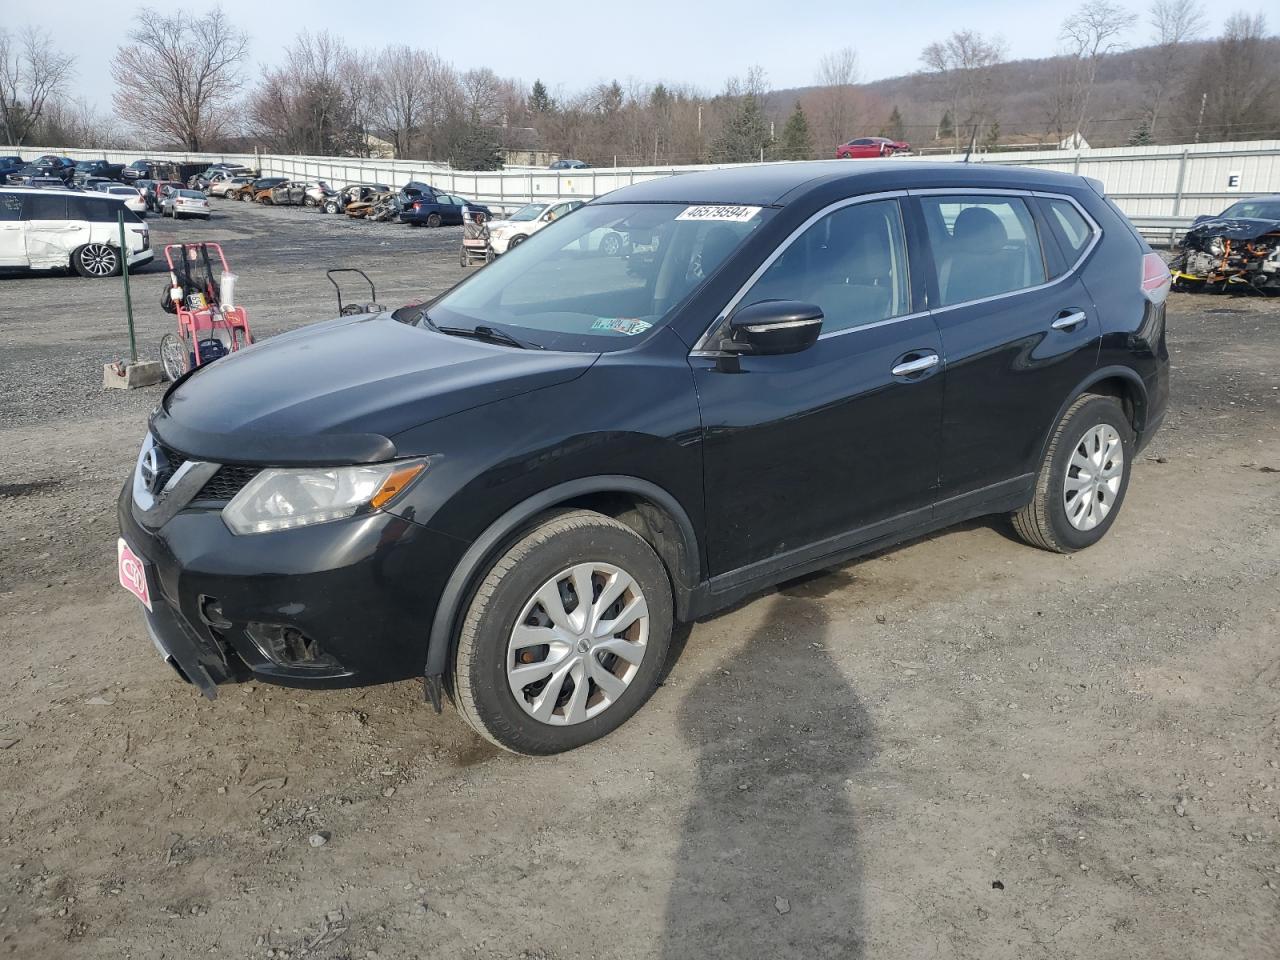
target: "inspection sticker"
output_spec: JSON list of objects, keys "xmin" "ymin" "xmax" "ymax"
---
[
  {"xmin": 591, "ymin": 317, "xmax": 653, "ymax": 336},
  {"xmin": 675, "ymin": 205, "xmax": 762, "ymax": 223}
]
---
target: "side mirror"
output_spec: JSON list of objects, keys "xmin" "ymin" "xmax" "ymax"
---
[{"xmin": 726, "ymin": 300, "xmax": 823, "ymax": 356}]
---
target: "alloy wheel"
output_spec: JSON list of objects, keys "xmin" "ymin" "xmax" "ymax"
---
[
  {"xmin": 506, "ymin": 562, "xmax": 649, "ymax": 726},
  {"xmin": 78, "ymin": 244, "xmax": 118, "ymax": 277},
  {"xmin": 1063, "ymin": 424, "xmax": 1124, "ymax": 531}
]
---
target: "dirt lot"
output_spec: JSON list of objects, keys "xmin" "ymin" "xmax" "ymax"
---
[{"xmin": 1, "ymin": 200, "xmax": 1278, "ymax": 960}]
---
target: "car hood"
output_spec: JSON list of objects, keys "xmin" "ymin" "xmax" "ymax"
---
[
  {"xmin": 152, "ymin": 314, "xmax": 597, "ymax": 465},
  {"xmin": 1183, "ymin": 216, "xmax": 1280, "ymax": 242}
]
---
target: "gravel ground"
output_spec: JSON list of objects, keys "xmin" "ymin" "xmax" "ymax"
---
[{"xmin": 1, "ymin": 199, "xmax": 1278, "ymax": 960}]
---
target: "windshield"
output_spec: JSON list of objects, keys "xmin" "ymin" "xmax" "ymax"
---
[
  {"xmin": 428, "ymin": 201, "xmax": 771, "ymax": 352},
  {"xmin": 508, "ymin": 203, "xmax": 546, "ymax": 222},
  {"xmin": 1221, "ymin": 199, "xmax": 1280, "ymax": 220}
]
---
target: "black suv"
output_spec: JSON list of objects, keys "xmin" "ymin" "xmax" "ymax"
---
[{"xmin": 117, "ymin": 162, "xmax": 1170, "ymax": 754}]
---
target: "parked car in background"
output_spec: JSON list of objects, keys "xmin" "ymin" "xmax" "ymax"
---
[
  {"xmin": 25, "ymin": 176, "xmax": 70, "ymax": 190},
  {"xmin": 73, "ymin": 159, "xmax": 125, "ymax": 184},
  {"xmin": 0, "ymin": 156, "xmax": 23, "ymax": 183},
  {"xmin": 160, "ymin": 188, "xmax": 211, "ymax": 219},
  {"xmin": 101, "ymin": 183, "xmax": 148, "ymax": 216},
  {"xmin": 303, "ymin": 181, "xmax": 335, "ymax": 207},
  {"xmin": 487, "ymin": 200, "xmax": 585, "ymax": 254},
  {"xmin": 83, "ymin": 177, "xmax": 118, "ymax": 193},
  {"xmin": 189, "ymin": 163, "xmax": 253, "ymax": 189},
  {"xmin": 836, "ymin": 137, "xmax": 910, "ymax": 159},
  {"xmin": 400, "ymin": 192, "xmax": 491, "ymax": 227},
  {"xmin": 549, "ymin": 159, "xmax": 590, "ymax": 169},
  {"xmin": 321, "ymin": 183, "xmax": 389, "ymax": 214},
  {"xmin": 0, "ymin": 185, "xmax": 152, "ymax": 277},
  {"xmin": 1172, "ymin": 194, "xmax": 1280, "ymax": 295},
  {"xmin": 256, "ymin": 180, "xmax": 312, "ymax": 205},
  {"xmin": 122, "ymin": 159, "xmax": 158, "ymax": 183},
  {"xmin": 17, "ymin": 156, "xmax": 76, "ymax": 183},
  {"xmin": 210, "ymin": 175, "xmax": 255, "ymax": 199},
  {"xmin": 151, "ymin": 180, "xmax": 187, "ymax": 213},
  {"xmin": 236, "ymin": 176, "xmax": 288, "ymax": 201},
  {"xmin": 115, "ymin": 161, "xmax": 1170, "ymax": 754}
]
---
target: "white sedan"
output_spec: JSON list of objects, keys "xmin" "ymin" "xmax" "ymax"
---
[
  {"xmin": 102, "ymin": 184, "xmax": 148, "ymax": 216},
  {"xmin": 161, "ymin": 189, "xmax": 212, "ymax": 220},
  {"xmin": 487, "ymin": 200, "xmax": 586, "ymax": 254}
]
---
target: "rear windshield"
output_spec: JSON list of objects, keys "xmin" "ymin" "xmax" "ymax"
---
[{"xmin": 428, "ymin": 201, "xmax": 771, "ymax": 352}]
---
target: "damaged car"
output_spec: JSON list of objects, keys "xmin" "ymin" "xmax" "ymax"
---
[{"xmin": 1172, "ymin": 195, "xmax": 1280, "ymax": 295}]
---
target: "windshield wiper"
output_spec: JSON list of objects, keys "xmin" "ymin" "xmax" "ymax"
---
[{"xmin": 431, "ymin": 320, "xmax": 542, "ymax": 350}]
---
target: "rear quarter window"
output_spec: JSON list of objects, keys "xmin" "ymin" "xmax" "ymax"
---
[{"xmin": 1044, "ymin": 198, "xmax": 1094, "ymax": 259}]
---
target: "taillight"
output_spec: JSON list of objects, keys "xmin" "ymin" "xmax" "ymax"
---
[
  {"xmin": 413, "ymin": 202, "xmax": 422, "ymax": 210},
  {"xmin": 1140, "ymin": 252, "xmax": 1172, "ymax": 305}
]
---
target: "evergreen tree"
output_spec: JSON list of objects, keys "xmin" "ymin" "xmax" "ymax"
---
[
  {"xmin": 882, "ymin": 106, "xmax": 905, "ymax": 142},
  {"xmin": 984, "ymin": 119, "xmax": 1001, "ymax": 150},
  {"xmin": 776, "ymin": 102, "xmax": 813, "ymax": 160},
  {"xmin": 451, "ymin": 123, "xmax": 505, "ymax": 171},
  {"xmin": 1127, "ymin": 116, "xmax": 1153, "ymax": 145},
  {"xmin": 713, "ymin": 94, "xmax": 771, "ymax": 163},
  {"xmin": 529, "ymin": 79, "xmax": 552, "ymax": 114},
  {"xmin": 937, "ymin": 110, "xmax": 954, "ymax": 142}
]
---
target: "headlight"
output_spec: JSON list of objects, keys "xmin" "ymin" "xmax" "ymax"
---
[
  {"xmin": 222, "ymin": 460, "xmax": 426, "ymax": 535},
  {"xmin": 1207, "ymin": 236, "xmax": 1225, "ymax": 256}
]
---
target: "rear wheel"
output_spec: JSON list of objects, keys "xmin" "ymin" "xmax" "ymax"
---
[
  {"xmin": 72, "ymin": 243, "xmax": 120, "ymax": 278},
  {"xmin": 240, "ymin": 192, "xmax": 252, "ymax": 202},
  {"xmin": 452, "ymin": 510, "xmax": 673, "ymax": 755},
  {"xmin": 426, "ymin": 212, "xmax": 442, "ymax": 228},
  {"xmin": 508, "ymin": 234, "xmax": 527, "ymax": 249},
  {"xmin": 160, "ymin": 334, "xmax": 189, "ymax": 381},
  {"xmin": 1011, "ymin": 394, "xmax": 1134, "ymax": 553},
  {"xmin": 323, "ymin": 200, "xmax": 339, "ymax": 214},
  {"xmin": 600, "ymin": 232, "xmax": 623, "ymax": 257}
]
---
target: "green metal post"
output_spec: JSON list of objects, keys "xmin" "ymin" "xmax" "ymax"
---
[{"xmin": 117, "ymin": 210, "xmax": 137, "ymax": 364}]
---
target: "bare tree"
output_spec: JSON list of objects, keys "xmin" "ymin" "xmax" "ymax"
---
[
  {"xmin": 111, "ymin": 9, "xmax": 248, "ymax": 150},
  {"xmin": 250, "ymin": 33, "xmax": 354, "ymax": 156},
  {"xmin": 1141, "ymin": 0, "xmax": 1204, "ymax": 137},
  {"xmin": 1178, "ymin": 13, "xmax": 1280, "ymax": 142},
  {"xmin": 920, "ymin": 30, "xmax": 1007, "ymax": 148},
  {"xmin": 339, "ymin": 50, "xmax": 381, "ymax": 156},
  {"xmin": 814, "ymin": 48, "xmax": 860, "ymax": 152},
  {"xmin": 0, "ymin": 26, "xmax": 75, "ymax": 146},
  {"xmin": 1059, "ymin": 0, "xmax": 1136, "ymax": 146}
]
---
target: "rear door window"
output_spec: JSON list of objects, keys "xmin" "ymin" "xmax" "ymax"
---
[
  {"xmin": 739, "ymin": 198, "xmax": 911, "ymax": 334},
  {"xmin": 919, "ymin": 194, "xmax": 1047, "ymax": 307},
  {"xmin": 22, "ymin": 194, "xmax": 68, "ymax": 220}
]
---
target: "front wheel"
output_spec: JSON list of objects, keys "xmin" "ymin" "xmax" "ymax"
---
[
  {"xmin": 452, "ymin": 510, "xmax": 674, "ymax": 755},
  {"xmin": 507, "ymin": 234, "xmax": 527, "ymax": 249},
  {"xmin": 160, "ymin": 334, "xmax": 190, "ymax": 381},
  {"xmin": 1011, "ymin": 394, "xmax": 1134, "ymax": 553}
]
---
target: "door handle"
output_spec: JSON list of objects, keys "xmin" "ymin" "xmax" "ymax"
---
[
  {"xmin": 1051, "ymin": 310, "xmax": 1088, "ymax": 331},
  {"xmin": 891, "ymin": 353, "xmax": 940, "ymax": 377}
]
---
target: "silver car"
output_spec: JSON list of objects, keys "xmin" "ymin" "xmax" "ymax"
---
[{"xmin": 160, "ymin": 189, "xmax": 211, "ymax": 220}]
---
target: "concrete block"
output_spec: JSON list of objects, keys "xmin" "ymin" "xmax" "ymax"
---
[{"xmin": 104, "ymin": 360, "xmax": 164, "ymax": 390}]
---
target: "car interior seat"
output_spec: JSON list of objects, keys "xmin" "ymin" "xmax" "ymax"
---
[{"xmin": 937, "ymin": 206, "xmax": 1025, "ymax": 305}]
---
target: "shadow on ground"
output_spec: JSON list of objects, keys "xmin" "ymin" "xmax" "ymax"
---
[{"xmin": 661, "ymin": 586, "xmax": 876, "ymax": 959}]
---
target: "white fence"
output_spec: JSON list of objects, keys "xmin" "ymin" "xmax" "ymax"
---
[{"xmin": 6, "ymin": 139, "xmax": 1279, "ymax": 229}]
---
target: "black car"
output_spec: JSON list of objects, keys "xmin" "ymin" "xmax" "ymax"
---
[
  {"xmin": 122, "ymin": 159, "xmax": 158, "ymax": 182},
  {"xmin": 1172, "ymin": 194, "xmax": 1280, "ymax": 295},
  {"xmin": 118, "ymin": 162, "xmax": 1171, "ymax": 755},
  {"xmin": 0, "ymin": 155, "xmax": 23, "ymax": 183},
  {"xmin": 17, "ymin": 155, "xmax": 75, "ymax": 183},
  {"xmin": 550, "ymin": 159, "xmax": 590, "ymax": 170},
  {"xmin": 73, "ymin": 159, "xmax": 126, "ymax": 184}
]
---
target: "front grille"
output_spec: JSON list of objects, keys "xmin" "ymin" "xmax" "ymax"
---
[{"xmin": 195, "ymin": 464, "xmax": 260, "ymax": 502}]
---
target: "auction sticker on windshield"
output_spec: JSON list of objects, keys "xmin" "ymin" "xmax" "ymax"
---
[
  {"xmin": 675, "ymin": 205, "xmax": 761, "ymax": 222},
  {"xmin": 118, "ymin": 538, "xmax": 152, "ymax": 611},
  {"xmin": 591, "ymin": 317, "xmax": 653, "ymax": 336}
]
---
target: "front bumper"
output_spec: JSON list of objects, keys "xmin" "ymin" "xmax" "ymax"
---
[{"xmin": 117, "ymin": 480, "xmax": 466, "ymax": 697}]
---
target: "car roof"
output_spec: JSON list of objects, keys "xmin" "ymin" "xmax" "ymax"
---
[
  {"xmin": 0, "ymin": 185, "xmax": 83, "ymax": 196},
  {"xmin": 599, "ymin": 160, "xmax": 1087, "ymax": 207}
]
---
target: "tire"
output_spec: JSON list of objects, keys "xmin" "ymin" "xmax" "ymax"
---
[
  {"xmin": 160, "ymin": 333, "xmax": 189, "ymax": 381},
  {"xmin": 453, "ymin": 510, "xmax": 674, "ymax": 755},
  {"xmin": 460, "ymin": 248, "xmax": 468, "ymax": 267},
  {"xmin": 303, "ymin": 197, "xmax": 316, "ymax": 207},
  {"xmin": 240, "ymin": 192, "xmax": 252, "ymax": 202},
  {"xmin": 1011, "ymin": 394, "xmax": 1134, "ymax": 553},
  {"xmin": 508, "ymin": 234, "xmax": 527, "ymax": 249},
  {"xmin": 426, "ymin": 212, "xmax": 442, "ymax": 228},
  {"xmin": 72, "ymin": 243, "xmax": 120, "ymax": 278},
  {"xmin": 600, "ymin": 232, "xmax": 622, "ymax": 257},
  {"xmin": 323, "ymin": 201, "xmax": 338, "ymax": 214}
]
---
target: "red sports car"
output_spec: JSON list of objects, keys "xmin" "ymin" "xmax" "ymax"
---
[{"xmin": 835, "ymin": 137, "xmax": 911, "ymax": 159}]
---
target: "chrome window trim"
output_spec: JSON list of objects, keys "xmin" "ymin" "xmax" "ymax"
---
[
  {"xmin": 690, "ymin": 190, "xmax": 909, "ymax": 355},
  {"xmin": 690, "ymin": 187, "xmax": 1102, "ymax": 355}
]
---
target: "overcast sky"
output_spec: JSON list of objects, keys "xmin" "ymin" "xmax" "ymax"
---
[{"xmin": 44, "ymin": 0, "xmax": 1157, "ymax": 110}]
